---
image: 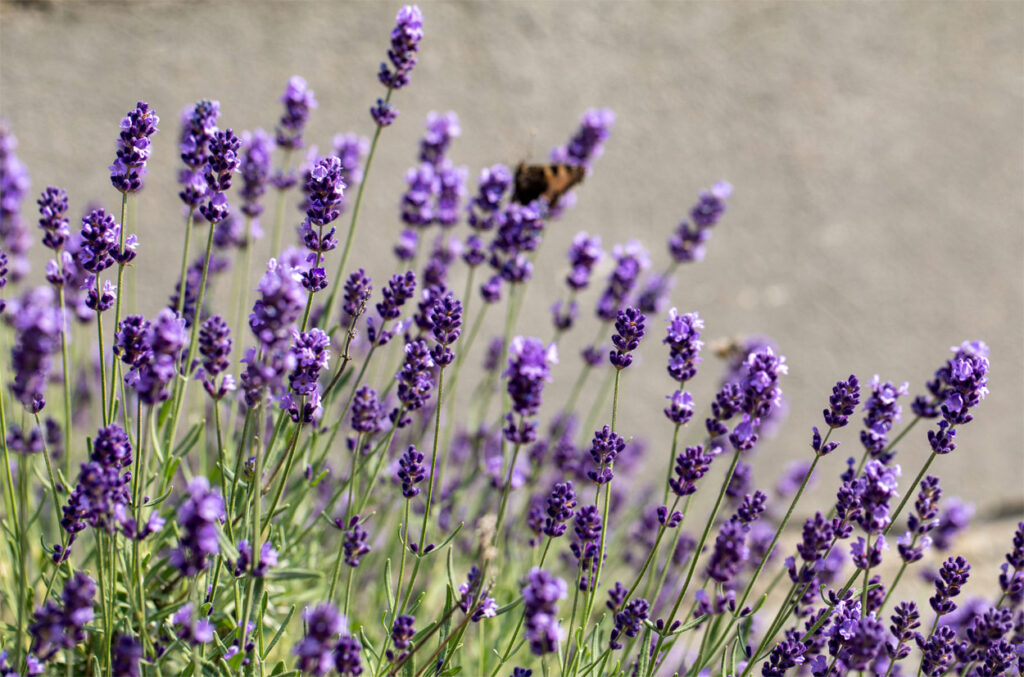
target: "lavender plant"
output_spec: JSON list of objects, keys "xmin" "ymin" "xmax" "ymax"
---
[{"xmin": 0, "ymin": 6, "xmax": 1017, "ymax": 677}]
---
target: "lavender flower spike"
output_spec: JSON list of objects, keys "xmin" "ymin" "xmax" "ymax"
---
[
  {"xmin": 110, "ymin": 101, "xmax": 159, "ymax": 194},
  {"xmin": 522, "ymin": 568, "xmax": 567, "ymax": 656},
  {"xmin": 277, "ymin": 76, "xmax": 317, "ymax": 151},
  {"xmin": 379, "ymin": 6, "xmax": 424, "ymax": 91}
]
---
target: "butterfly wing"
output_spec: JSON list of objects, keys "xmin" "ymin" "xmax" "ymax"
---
[{"xmin": 512, "ymin": 163, "xmax": 586, "ymax": 207}]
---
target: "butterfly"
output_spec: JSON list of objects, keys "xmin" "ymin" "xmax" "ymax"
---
[{"xmin": 511, "ymin": 163, "xmax": 586, "ymax": 208}]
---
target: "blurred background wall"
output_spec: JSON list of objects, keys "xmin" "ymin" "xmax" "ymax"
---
[{"xmin": 1, "ymin": 1, "xmax": 1021, "ymax": 517}]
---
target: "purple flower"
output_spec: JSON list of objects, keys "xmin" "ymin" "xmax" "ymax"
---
[
  {"xmin": 370, "ymin": 98, "xmax": 398, "ymax": 127},
  {"xmin": 1, "ymin": 123, "xmax": 32, "ymax": 282},
  {"xmin": 467, "ymin": 164, "xmax": 512, "ymax": 231},
  {"xmin": 522, "ymin": 568, "xmax": 567, "ymax": 655},
  {"xmin": 886, "ymin": 601, "xmax": 920, "ymax": 662},
  {"xmin": 277, "ymin": 76, "xmax": 317, "ymax": 151},
  {"xmin": 706, "ymin": 518, "xmax": 750, "ymax": 583},
  {"xmin": 932, "ymin": 498, "xmax": 972, "ymax": 551},
  {"xmin": 169, "ymin": 476, "xmax": 225, "ymax": 577},
  {"xmin": 914, "ymin": 340, "xmax": 990, "ymax": 426},
  {"xmin": 378, "ymin": 5, "xmax": 424, "ymax": 90},
  {"xmin": 929, "ymin": 555, "xmax": 971, "ymax": 616},
  {"xmin": 392, "ymin": 338, "xmax": 435, "ymax": 426},
  {"xmin": 824, "ymin": 374, "xmax": 861, "ymax": 428},
  {"xmin": 855, "ymin": 459, "xmax": 901, "ymax": 534},
  {"xmin": 668, "ymin": 182, "xmax": 732, "ymax": 263},
  {"xmin": 388, "ymin": 615, "xmax": 416, "ymax": 662},
  {"xmin": 691, "ymin": 181, "xmax": 733, "ymax": 228},
  {"xmin": 28, "ymin": 572, "xmax": 95, "ymax": 662},
  {"xmin": 998, "ymin": 522, "xmax": 1024, "ymax": 605},
  {"xmin": 916, "ymin": 625, "xmax": 957, "ymax": 676},
  {"xmin": 669, "ymin": 445, "xmax": 712, "ymax": 497},
  {"xmin": 7, "ymin": 286, "xmax": 61, "ymax": 412},
  {"xmin": 0, "ymin": 249, "xmax": 7, "ymax": 313},
  {"xmin": 860, "ymin": 375, "xmax": 909, "ymax": 462},
  {"xmin": 564, "ymin": 231, "xmax": 603, "ymax": 290},
  {"xmin": 736, "ymin": 490, "xmax": 768, "ymax": 524},
  {"xmin": 294, "ymin": 603, "xmax": 344, "ymax": 675},
  {"xmin": 428, "ymin": 291, "xmax": 462, "ymax": 366},
  {"xmin": 542, "ymin": 481, "xmax": 577, "ymax": 538},
  {"xmin": 457, "ymin": 566, "xmax": 497, "ymax": 622},
  {"xmin": 588, "ymin": 426, "xmax": 625, "ymax": 485},
  {"xmin": 198, "ymin": 314, "xmax": 232, "ymax": 382},
  {"xmin": 83, "ymin": 275, "xmax": 117, "ymax": 313},
  {"xmin": 305, "ymin": 156, "xmax": 346, "ymax": 229},
  {"xmin": 550, "ymin": 299, "xmax": 578, "ymax": 332},
  {"xmin": 663, "ymin": 309, "xmax": 704, "ymax": 382},
  {"xmin": 333, "ymin": 133, "xmax": 370, "ymax": 201},
  {"xmin": 634, "ymin": 273, "xmax": 673, "ymax": 315},
  {"xmin": 36, "ymin": 186, "xmax": 70, "ymax": 250},
  {"xmin": 110, "ymin": 101, "xmax": 159, "ymax": 194},
  {"xmin": 342, "ymin": 515, "xmax": 371, "ymax": 567},
  {"xmin": 376, "ymin": 270, "xmax": 417, "ymax": 323},
  {"xmin": 233, "ymin": 130, "xmax": 274, "ymax": 221},
  {"xmin": 550, "ymin": 108, "xmax": 615, "ymax": 170},
  {"xmin": 436, "ymin": 164, "xmax": 467, "ymax": 228},
  {"xmin": 78, "ymin": 208, "xmax": 120, "ymax": 273},
  {"xmin": 179, "ymin": 100, "xmax": 220, "ymax": 170},
  {"xmin": 419, "ymin": 110, "xmax": 460, "ymax": 166},
  {"xmin": 250, "ymin": 258, "xmax": 305, "ymax": 349},
  {"xmin": 739, "ymin": 346, "xmax": 788, "ymax": 419},
  {"xmin": 504, "ymin": 336, "xmax": 557, "ymax": 419},
  {"xmin": 233, "ymin": 540, "xmax": 278, "ymax": 578},
  {"xmin": 596, "ymin": 240, "xmax": 649, "ymax": 321},
  {"xmin": 351, "ymin": 386, "xmax": 382, "ymax": 434},
  {"xmin": 762, "ymin": 639, "xmax": 807, "ymax": 676},
  {"xmin": 111, "ymin": 634, "xmax": 143, "ymax": 677},
  {"xmin": 332, "ymin": 634, "xmax": 363, "ymax": 676},
  {"xmin": 609, "ymin": 306, "xmax": 646, "ymax": 370},
  {"xmin": 610, "ymin": 599, "xmax": 649, "ymax": 650},
  {"xmin": 131, "ymin": 308, "xmax": 187, "ymax": 406},
  {"xmin": 400, "ymin": 163, "xmax": 436, "ymax": 227}
]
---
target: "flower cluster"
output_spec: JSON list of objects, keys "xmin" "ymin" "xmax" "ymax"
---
[
  {"xmin": 522, "ymin": 568, "xmax": 567, "ymax": 656},
  {"xmin": 668, "ymin": 181, "xmax": 733, "ymax": 263},
  {"xmin": 110, "ymin": 101, "xmax": 159, "ymax": 194}
]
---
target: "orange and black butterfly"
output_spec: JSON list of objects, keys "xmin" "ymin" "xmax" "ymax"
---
[{"xmin": 511, "ymin": 163, "xmax": 586, "ymax": 208}]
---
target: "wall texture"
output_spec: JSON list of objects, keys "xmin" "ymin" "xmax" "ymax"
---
[{"xmin": 1, "ymin": 1, "xmax": 1021, "ymax": 515}]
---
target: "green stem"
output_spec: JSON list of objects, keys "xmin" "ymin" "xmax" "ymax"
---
[
  {"xmin": 96, "ymin": 274, "xmax": 109, "ymax": 424},
  {"xmin": 174, "ymin": 208, "xmax": 196, "ymax": 317},
  {"xmin": 416, "ymin": 367, "xmax": 445, "ymax": 551},
  {"xmin": 270, "ymin": 149, "xmax": 294, "ymax": 255},
  {"xmin": 107, "ymin": 192, "xmax": 129, "ymax": 420},
  {"xmin": 648, "ymin": 448, "xmax": 742, "ymax": 676},
  {"xmin": 57, "ymin": 284, "xmax": 73, "ymax": 482},
  {"xmin": 322, "ymin": 89, "xmax": 392, "ymax": 324},
  {"xmin": 164, "ymin": 218, "xmax": 218, "ymax": 457}
]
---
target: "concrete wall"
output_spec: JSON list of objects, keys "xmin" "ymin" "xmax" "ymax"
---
[{"xmin": 1, "ymin": 1, "xmax": 1021, "ymax": 514}]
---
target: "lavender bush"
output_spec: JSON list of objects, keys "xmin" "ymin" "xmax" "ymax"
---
[{"xmin": 0, "ymin": 6, "xmax": 1020, "ymax": 677}]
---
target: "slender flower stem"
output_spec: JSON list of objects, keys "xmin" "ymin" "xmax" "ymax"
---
[
  {"xmin": 648, "ymin": 447, "xmax": 742, "ymax": 676},
  {"xmin": 56, "ymin": 284, "xmax": 73, "ymax": 481},
  {"xmin": 269, "ymin": 149, "xmax": 294, "ymax": 256},
  {"xmin": 165, "ymin": 219, "xmax": 218, "ymax": 454},
  {"xmin": 262, "ymin": 419, "xmax": 303, "ymax": 536},
  {"xmin": 96, "ymin": 274, "xmax": 109, "ymax": 425},
  {"xmin": 174, "ymin": 208, "xmax": 196, "ymax": 317},
  {"xmin": 885, "ymin": 450, "xmax": 938, "ymax": 538},
  {"xmin": 107, "ymin": 192, "xmax": 129, "ymax": 420},
  {"xmin": 322, "ymin": 89, "xmax": 392, "ymax": 323},
  {"xmin": 692, "ymin": 448, "xmax": 826, "ymax": 675},
  {"xmin": 416, "ymin": 367, "xmax": 445, "ymax": 551}
]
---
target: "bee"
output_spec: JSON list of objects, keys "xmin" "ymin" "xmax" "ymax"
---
[{"xmin": 511, "ymin": 163, "xmax": 585, "ymax": 208}]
